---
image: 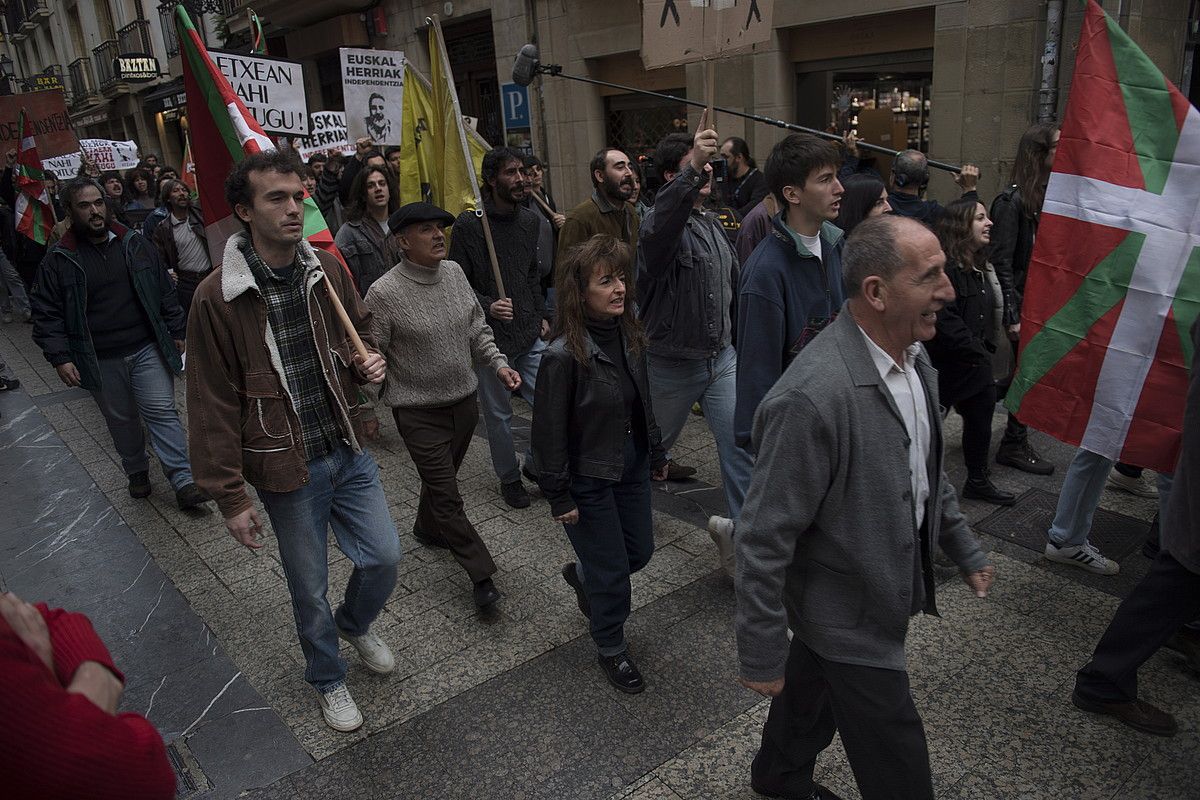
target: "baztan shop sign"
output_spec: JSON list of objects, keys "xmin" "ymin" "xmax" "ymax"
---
[{"xmin": 114, "ymin": 54, "xmax": 160, "ymax": 83}]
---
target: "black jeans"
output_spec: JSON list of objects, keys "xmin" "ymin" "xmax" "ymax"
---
[
  {"xmin": 954, "ymin": 384, "xmax": 996, "ymax": 478},
  {"xmin": 1075, "ymin": 551, "xmax": 1200, "ymax": 703},
  {"xmin": 564, "ymin": 432, "xmax": 654, "ymax": 656},
  {"xmin": 752, "ymin": 638, "xmax": 934, "ymax": 800}
]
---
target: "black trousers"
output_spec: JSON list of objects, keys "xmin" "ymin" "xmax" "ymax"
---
[
  {"xmin": 1075, "ymin": 551, "xmax": 1200, "ymax": 703},
  {"xmin": 392, "ymin": 395, "xmax": 497, "ymax": 583},
  {"xmin": 753, "ymin": 638, "xmax": 934, "ymax": 800},
  {"xmin": 175, "ymin": 269, "xmax": 211, "ymax": 318},
  {"xmin": 953, "ymin": 384, "xmax": 996, "ymax": 477}
]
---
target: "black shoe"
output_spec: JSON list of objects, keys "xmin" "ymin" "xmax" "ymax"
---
[
  {"xmin": 501, "ymin": 480, "xmax": 530, "ymax": 509},
  {"xmin": 412, "ymin": 526, "xmax": 449, "ymax": 549},
  {"xmin": 561, "ymin": 562, "xmax": 590, "ymax": 619},
  {"xmin": 995, "ymin": 441, "xmax": 1055, "ymax": 475},
  {"xmin": 175, "ymin": 483, "xmax": 210, "ymax": 510},
  {"xmin": 962, "ymin": 475, "xmax": 1016, "ymax": 506},
  {"xmin": 652, "ymin": 459, "xmax": 697, "ymax": 482},
  {"xmin": 521, "ymin": 462, "xmax": 538, "ymax": 484},
  {"xmin": 751, "ymin": 782, "xmax": 843, "ymax": 800},
  {"xmin": 0, "ymin": 377, "xmax": 19, "ymax": 391},
  {"xmin": 128, "ymin": 470, "xmax": 152, "ymax": 499},
  {"xmin": 598, "ymin": 651, "xmax": 645, "ymax": 694},
  {"xmin": 473, "ymin": 578, "xmax": 500, "ymax": 608}
]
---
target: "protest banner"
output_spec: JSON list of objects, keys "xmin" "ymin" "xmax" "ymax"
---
[
  {"xmin": 297, "ymin": 111, "xmax": 354, "ymax": 159},
  {"xmin": 210, "ymin": 49, "xmax": 309, "ymax": 136},
  {"xmin": 42, "ymin": 139, "xmax": 141, "ymax": 177},
  {"xmin": 641, "ymin": 0, "xmax": 774, "ymax": 69},
  {"xmin": 341, "ymin": 47, "xmax": 405, "ymax": 146},
  {"xmin": 0, "ymin": 90, "xmax": 77, "ymax": 157}
]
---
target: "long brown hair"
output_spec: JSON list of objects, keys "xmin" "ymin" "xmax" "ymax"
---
[
  {"xmin": 551, "ymin": 234, "xmax": 646, "ymax": 366},
  {"xmin": 936, "ymin": 197, "xmax": 988, "ymax": 272},
  {"xmin": 1010, "ymin": 123, "xmax": 1058, "ymax": 220},
  {"xmin": 345, "ymin": 165, "xmax": 399, "ymax": 222}
]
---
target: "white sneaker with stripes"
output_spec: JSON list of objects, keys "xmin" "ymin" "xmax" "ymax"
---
[{"xmin": 1044, "ymin": 540, "xmax": 1119, "ymax": 575}]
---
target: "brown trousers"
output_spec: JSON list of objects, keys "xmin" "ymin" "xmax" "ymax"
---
[{"xmin": 392, "ymin": 394, "xmax": 497, "ymax": 583}]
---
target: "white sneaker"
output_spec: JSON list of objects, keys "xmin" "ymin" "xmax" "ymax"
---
[
  {"xmin": 707, "ymin": 515, "xmax": 736, "ymax": 579},
  {"xmin": 337, "ymin": 628, "xmax": 395, "ymax": 674},
  {"xmin": 317, "ymin": 682, "xmax": 363, "ymax": 732},
  {"xmin": 1106, "ymin": 470, "xmax": 1158, "ymax": 498},
  {"xmin": 1044, "ymin": 541, "xmax": 1119, "ymax": 575}
]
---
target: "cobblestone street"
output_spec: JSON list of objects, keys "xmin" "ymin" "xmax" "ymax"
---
[{"xmin": 1, "ymin": 317, "xmax": 1196, "ymax": 800}]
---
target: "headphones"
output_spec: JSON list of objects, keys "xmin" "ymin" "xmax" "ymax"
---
[{"xmin": 892, "ymin": 161, "xmax": 930, "ymax": 190}]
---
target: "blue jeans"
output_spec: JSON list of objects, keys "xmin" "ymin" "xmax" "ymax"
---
[
  {"xmin": 476, "ymin": 337, "xmax": 545, "ymax": 483},
  {"xmin": 1049, "ymin": 448, "xmax": 1173, "ymax": 548},
  {"xmin": 92, "ymin": 342, "xmax": 193, "ymax": 490},
  {"xmin": 258, "ymin": 445, "xmax": 400, "ymax": 691},
  {"xmin": 564, "ymin": 433, "xmax": 654, "ymax": 656},
  {"xmin": 647, "ymin": 345, "xmax": 753, "ymax": 520}
]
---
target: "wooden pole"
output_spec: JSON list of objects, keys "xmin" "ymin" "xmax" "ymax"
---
[
  {"xmin": 477, "ymin": 208, "xmax": 507, "ymax": 300},
  {"xmin": 530, "ymin": 190, "xmax": 554, "ymax": 216},
  {"xmin": 705, "ymin": 60, "xmax": 716, "ymax": 129},
  {"xmin": 323, "ymin": 281, "xmax": 372, "ymax": 362}
]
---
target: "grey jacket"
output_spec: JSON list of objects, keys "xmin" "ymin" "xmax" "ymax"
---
[
  {"xmin": 1164, "ymin": 317, "xmax": 1200, "ymax": 575},
  {"xmin": 735, "ymin": 308, "xmax": 989, "ymax": 679}
]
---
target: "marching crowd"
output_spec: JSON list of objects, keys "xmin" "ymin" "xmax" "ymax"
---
[{"xmin": 1, "ymin": 110, "xmax": 1198, "ymax": 800}]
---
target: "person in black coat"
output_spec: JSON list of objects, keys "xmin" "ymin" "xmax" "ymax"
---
[
  {"xmin": 926, "ymin": 198, "xmax": 1014, "ymax": 506},
  {"xmin": 532, "ymin": 234, "xmax": 669, "ymax": 695}
]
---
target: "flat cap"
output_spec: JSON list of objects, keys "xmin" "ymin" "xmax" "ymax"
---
[{"xmin": 388, "ymin": 202, "xmax": 455, "ymax": 235}]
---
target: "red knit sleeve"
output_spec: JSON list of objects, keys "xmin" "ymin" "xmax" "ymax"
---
[
  {"xmin": 1, "ymin": 625, "xmax": 176, "ymax": 799},
  {"xmin": 36, "ymin": 603, "xmax": 126, "ymax": 686}
]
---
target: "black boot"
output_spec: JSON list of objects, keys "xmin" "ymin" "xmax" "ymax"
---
[
  {"xmin": 995, "ymin": 439, "xmax": 1055, "ymax": 475},
  {"xmin": 598, "ymin": 651, "xmax": 645, "ymax": 694},
  {"xmin": 962, "ymin": 472, "xmax": 1016, "ymax": 506}
]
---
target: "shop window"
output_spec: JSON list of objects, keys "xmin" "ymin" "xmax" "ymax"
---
[{"xmin": 605, "ymin": 89, "xmax": 689, "ymax": 174}]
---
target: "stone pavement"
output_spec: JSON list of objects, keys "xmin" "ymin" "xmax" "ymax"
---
[{"xmin": 0, "ymin": 316, "xmax": 1196, "ymax": 800}]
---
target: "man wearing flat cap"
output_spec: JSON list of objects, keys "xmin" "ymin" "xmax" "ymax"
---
[{"xmin": 365, "ymin": 202, "xmax": 521, "ymax": 610}]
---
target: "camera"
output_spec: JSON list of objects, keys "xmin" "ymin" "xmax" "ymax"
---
[{"xmin": 710, "ymin": 156, "xmax": 728, "ymax": 185}]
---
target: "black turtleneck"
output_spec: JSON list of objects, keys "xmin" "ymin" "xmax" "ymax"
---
[{"xmin": 586, "ymin": 315, "xmax": 643, "ymax": 433}]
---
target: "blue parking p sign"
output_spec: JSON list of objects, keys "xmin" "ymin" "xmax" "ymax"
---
[{"xmin": 501, "ymin": 82, "xmax": 531, "ymax": 130}]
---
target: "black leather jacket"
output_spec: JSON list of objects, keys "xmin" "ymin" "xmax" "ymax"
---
[
  {"xmin": 989, "ymin": 185, "xmax": 1036, "ymax": 325},
  {"xmin": 532, "ymin": 334, "xmax": 668, "ymax": 515}
]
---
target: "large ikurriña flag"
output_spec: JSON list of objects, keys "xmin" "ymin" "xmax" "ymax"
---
[{"xmin": 1005, "ymin": 0, "xmax": 1200, "ymax": 474}]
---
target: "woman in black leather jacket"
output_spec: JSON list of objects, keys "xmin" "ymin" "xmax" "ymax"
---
[
  {"xmin": 532, "ymin": 234, "xmax": 668, "ymax": 694},
  {"xmin": 928, "ymin": 198, "xmax": 1014, "ymax": 507}
]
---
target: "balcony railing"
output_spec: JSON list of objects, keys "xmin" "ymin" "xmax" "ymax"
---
[
  {"xmin": 92, "ymin": 39, "xmax": 120, "ymax": 91},
  {"xmin": 5, "ymin": 1, "xmax": 27, "ymax": 40},
  {"xmin": 118, "ymin": 18, "xmax": 154, "ymax": 57},
  {"xmin": 67, "ymin": 57, "xmax": 97, "ymax": 108}
]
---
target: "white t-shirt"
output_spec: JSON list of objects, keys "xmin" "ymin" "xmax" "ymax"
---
[
  {"xmin": 169, "ymin": 213, "xmax": 211, "ymax": 274},
  {"xmin": 799, "ymin": 231, "xmax": 822, "ymax": 262}
]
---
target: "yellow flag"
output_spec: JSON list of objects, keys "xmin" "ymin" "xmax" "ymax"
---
[
  {"xmin": 427, "ymin": 15, "xmax": 486, "ymax": 217},
  {"xmin": 399, "ymin": 65, "xmax": 489, "ymax": 207}
]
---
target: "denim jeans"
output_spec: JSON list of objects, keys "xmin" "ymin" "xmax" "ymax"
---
[
  {"xmin": 564, "ymin": 432, "xmax": 654, "ymax": 656},
  {"xmin": 0, "ymin": 249, "xmax": 29, "ymax": 314},
  {"xmin": 1049, "ymin": 448, "xmax": 1172, "ymax": 548},
  {"xmin": 92, "ymin": 342, "xmax": 193, "ymax": 490},
  {"xmin": 647, "ymin": 345, "xmax": 753, "ymax": 520},
  {"xmin": 476, "ymin": 336, "xmax": 545, "ymax": 483},
  {"xmin": 258, "ymin": 445, "xmax": 400, "ymax": 691}
]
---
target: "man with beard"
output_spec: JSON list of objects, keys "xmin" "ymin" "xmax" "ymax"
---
[
  {"xmin": 30, "ymin": 179, "xmax": 209, "ymax": 510},
  {"xmin": 364, "ymin": 93, "xmax": 393, "ymax": 144},
  {"xmin": 150, "ymin": 179, "xmax": 210, "ymax": 317},
  {"xmin": 557, "ymin": 148, "xmax": 640, "ymax": 258},
  {"xmin": 557, "ymin": 149, "xmax": 698, "ymax": 483},
  {"xmin": 449, "ymin": 147, "xmax": 549, "ymax": 509}
]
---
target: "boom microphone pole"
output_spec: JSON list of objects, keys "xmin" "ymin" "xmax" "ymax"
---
[{"xmin": 512, "ymin": 44, "xmax": 964, "ymax": 174}]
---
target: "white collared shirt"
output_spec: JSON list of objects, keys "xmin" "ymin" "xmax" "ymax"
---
[{"xmin": 857, "ymin": 326, "xmax": 931, "ymax": 528}]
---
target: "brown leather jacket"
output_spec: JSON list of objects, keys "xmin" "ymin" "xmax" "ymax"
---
[{"xmin": 185, "ymin": 231, "xmax": 378, "ymax": 518}]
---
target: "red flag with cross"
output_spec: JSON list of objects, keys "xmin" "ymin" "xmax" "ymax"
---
[{"xmin": 1005, "ymin": 0, "xmax": 1200, "ymax": 475}]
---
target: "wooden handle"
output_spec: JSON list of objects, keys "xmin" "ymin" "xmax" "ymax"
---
[
  {"xmin": 705, "ymin": 60, "xmax": 716, "ymax": 129},
  {"xmin": 531, "ymin": 190, "xmax": 554, "ymax": 216},
  {"xmin": 477, "ymin": 208, "xmax": 507, "ymax": 300},
  {"xmin": 324, "ymin": 281, "xmax": 371, "ymax": 362}
]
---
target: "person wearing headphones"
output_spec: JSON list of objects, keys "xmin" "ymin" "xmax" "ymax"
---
[{"xmin": 887, "ymin": 149, "xmax": 980, "ymax": 227}]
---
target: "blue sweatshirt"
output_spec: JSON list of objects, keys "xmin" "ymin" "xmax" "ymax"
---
[{"xmin": 734, "ymin": 214, "xmax": 845, "ymax": 451}]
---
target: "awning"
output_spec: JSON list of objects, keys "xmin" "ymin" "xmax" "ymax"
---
[{"xmin": 143, "ymin": 78, "xmax": 187, "ymax": 114}]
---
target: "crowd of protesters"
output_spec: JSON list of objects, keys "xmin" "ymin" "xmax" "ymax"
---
[{"xmin": 1, "ymin": 106, "xmax": 1197, "ymax": 800}]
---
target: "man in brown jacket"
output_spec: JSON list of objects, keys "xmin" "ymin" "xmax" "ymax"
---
[
  {"xmin": 150, "ymin": 179, "xmax": 210, "ymax": 316},
  {"xmin": 185, "ymin": 150, "xmax": 398, "ymax": 734}
]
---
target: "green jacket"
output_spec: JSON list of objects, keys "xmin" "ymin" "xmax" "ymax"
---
[{"xmin": 31, "ymin": 222, "xmax": 186, "ymax": 391}]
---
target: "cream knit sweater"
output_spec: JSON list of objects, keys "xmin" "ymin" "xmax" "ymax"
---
[{"xmin": 365, "ymin": 258, "xmax": 509, "ymax": 408}]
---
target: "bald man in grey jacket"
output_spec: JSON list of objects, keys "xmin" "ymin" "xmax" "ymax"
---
[{"xmin": 735, "ymin": 215, "xmax": 995, "ymax": 800}]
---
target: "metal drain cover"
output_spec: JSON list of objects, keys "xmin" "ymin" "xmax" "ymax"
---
[{"xmin": 973, "ymin": 488, "xmax": 1150, "ymax": 560}]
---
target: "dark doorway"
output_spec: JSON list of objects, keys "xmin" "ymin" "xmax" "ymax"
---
[{"xmin": 442, "ymin": 15, "xmax": 502, "ymax": 147}]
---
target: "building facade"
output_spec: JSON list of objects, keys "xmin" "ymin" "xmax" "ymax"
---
[{"xmin": 4, "ymin": 0, "xmax": 1194, "ymax": 208}]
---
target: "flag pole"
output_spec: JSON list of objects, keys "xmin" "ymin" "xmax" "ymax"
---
[
  {"xmin": 530, "ymin": 189, "xmax": 554, "ymax": 217},
  {"xmin": 323, "ymin": 282, "xmax": 372, "ymax": 362}
]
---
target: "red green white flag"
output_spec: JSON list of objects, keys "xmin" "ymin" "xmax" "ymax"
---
[
  {"xmin": 174, "ymin": 5, "xmax": 341, "ymax": 270},
  {"xmin": 13, "ymin": 110, "xmax": 54, "ymax": 246},
  {"xmin": 1005, "ymin": 0, "xmax": 1200, "ymax": 475}
]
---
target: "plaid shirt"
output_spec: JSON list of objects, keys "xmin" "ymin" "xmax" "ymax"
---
[{"xmin": 241, "ymin": 241, "xmax": 342, "ymax": 461}]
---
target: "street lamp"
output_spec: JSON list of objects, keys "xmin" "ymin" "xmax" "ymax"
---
[{"xmin": 0, "ymin": 55, "xmax": 16, "ymax": 96}]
